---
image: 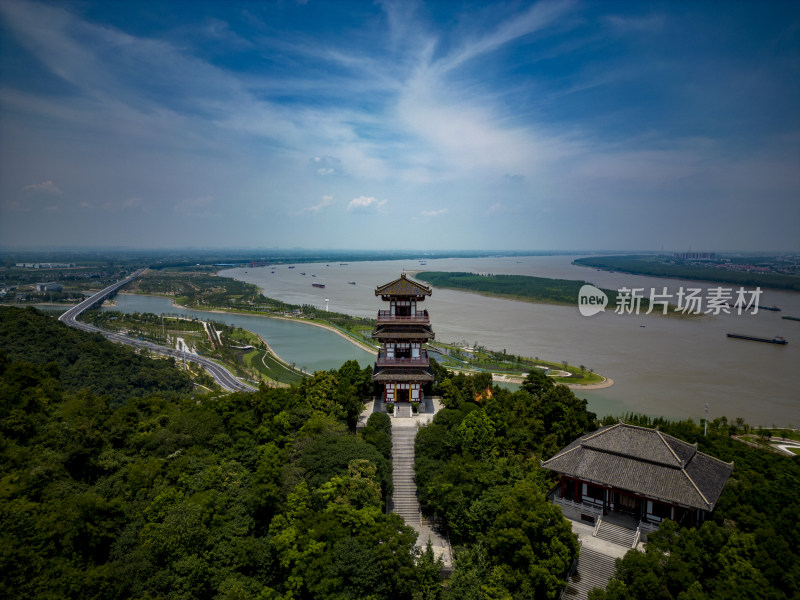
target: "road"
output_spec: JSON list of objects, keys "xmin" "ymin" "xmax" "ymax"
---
[{"xmin": 58, "ymin": 269, "xmax": 258, "ymax": 393}]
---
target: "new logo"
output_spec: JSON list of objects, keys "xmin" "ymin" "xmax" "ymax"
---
[{"xmin": 578, "ymin": 284, "xmax": 608, "ymax": 317}]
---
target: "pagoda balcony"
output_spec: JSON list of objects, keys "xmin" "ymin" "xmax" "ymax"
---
[
  {"xmin": 376, "ymin": 350, "xmax": 430, "ymax": 367},
  {"xmin": 377, "ymin": 310, "xmax": 430, "ymax": 324}
]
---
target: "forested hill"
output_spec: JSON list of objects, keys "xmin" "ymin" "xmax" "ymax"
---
[
  {"xmin": 0, "ymin": 331, "xmax": 429, "ymax": 599},
  {"xmin": 416, "ymin": 271, "xmax": 619, "ymax": 306},
  {"xmin": 0, "ymin": 306, "xmax": 193, "ymax": 401}
]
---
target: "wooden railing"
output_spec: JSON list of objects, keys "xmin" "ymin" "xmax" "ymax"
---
[
  {"xmin": 553, "ymin": 496, "xmax": 603, "ymax": 518},
  {"xmin": 376, "ymin": 350, "xmax": 430, "ymax": 367},
  {"xmin": 377, "ymin": 310, "xmax": 430, "ymax": 323}
]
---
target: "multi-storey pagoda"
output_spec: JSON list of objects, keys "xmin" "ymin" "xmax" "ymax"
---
[{"xmin": 372, "ymin": 273, "xmax": 435, "ymax": 403}]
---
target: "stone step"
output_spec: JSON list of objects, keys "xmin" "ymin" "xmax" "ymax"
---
[
  {"xmin": 389, "ymin": 420, "xmax": 453, "ymax": 569},
  {"xmin": 562, "ymin": 547, "xmax": 617, "ymax": 600},
  {"xmin": 595, "ymin": 521, "xmax": 637, "ymax": 548}
]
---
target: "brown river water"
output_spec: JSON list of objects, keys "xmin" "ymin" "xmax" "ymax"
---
[{"xmin": 221, "ymin": 255, "xmax": 800, "ymax": 427}]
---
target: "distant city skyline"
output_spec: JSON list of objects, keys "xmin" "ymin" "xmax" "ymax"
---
[{"xmin": 1, "ymin": 1, "xmax": 798, "ymax": 251}]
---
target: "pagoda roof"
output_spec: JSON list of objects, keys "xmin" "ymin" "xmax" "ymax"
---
[
  {"xmin": 375, "ymin": 273, "xmax": 432, "ymax": 297},
  {"xmin": 372, "ymin": 324, "xmax": 434, "ymax": 340},
  {"xmin": 541, "ymin": 423, "xmax": 733, "ymax": 511},
  {"xmin": 372, "ymin": 365, "xmax": 435, "ymax": 383}
]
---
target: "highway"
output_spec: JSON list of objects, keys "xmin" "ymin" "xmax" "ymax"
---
[{"xmin": 58, "ymin": 269, "xmax": 258, "ymax": 393}]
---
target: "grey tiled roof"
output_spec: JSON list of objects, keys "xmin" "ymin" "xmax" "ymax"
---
[
  {"xmin": 375, "ymin": 273, "xmax": 432, "ymax": 297},
  {"xmin": 372, "ymin": 324, "xmax": 435, "ymax": 340},
  {"xmin": 372, "ymin": 365, "xmax": 435, "ymax": 383},
  {"xmin": 541, "ymin": 423, "xmax": 733, "ymax": 510}
]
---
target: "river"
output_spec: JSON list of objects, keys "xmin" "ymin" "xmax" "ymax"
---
[
  {"xmin": 102, "ymin": 294, "xmax": 375, "ymax": 375},
  {"xmin": 220, "ymin": 255, "xmax": 800, "ymax": 427}
]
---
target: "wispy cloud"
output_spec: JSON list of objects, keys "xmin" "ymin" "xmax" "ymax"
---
[
  {"xmin": 347, "ymin": 196, "xmax": 387, "ymax": 211},
  {"xmin": 421, "ymin": 208, "xmax": 448, "ymax": 217},
  {"xmin": 292, "ymin": 195, "xmax": 335, "ymax": 215},
  {"xmin": 122, "ymin": 197, "xmax": 146, "ymax": 211},
  {"xmin": 0, "ymin": 0, "xmax": 796, "ymax": 250},
  {"xmin": 22, "ymin": 180, "xmax": 62, "ymax": 194}
]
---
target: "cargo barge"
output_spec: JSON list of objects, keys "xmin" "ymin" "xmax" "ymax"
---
[{"xmin": 727, "ymin": 333, "xmax": 787, "ymax": 345}]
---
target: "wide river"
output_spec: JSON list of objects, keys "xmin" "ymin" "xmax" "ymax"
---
[{"xmin": 218, "ymin": 255, "xmax": 799, "ymax": 427}]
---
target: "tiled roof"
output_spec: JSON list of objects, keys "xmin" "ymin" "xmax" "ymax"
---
[
  {"xmin": 372, "ymin": 324, "xmax": 435, "ymax": 340},
  {"xmin": 541, "ymin": 423, "xmax": 733, "ymax": 510},
  {"xmin": 375, "ymin": 273, "xmax": 432, "ymax": 297},
  {"xmin": 372, "ymin": 365, "xmax": 435, "ymax": 383}
]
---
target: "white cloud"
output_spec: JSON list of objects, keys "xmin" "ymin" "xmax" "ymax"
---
[
  {"xmin": 22, "ymin": 180, "xmax": 62, "ymax": 194},
  {"xmin": 316, "ymin": 168, "xmax": 334, "ymax": 176},
  {"xmin": 421, "ymin": 208, "xmax": 448, "ymax": 217},
  {"xmin": 292, "ymin": 194, "xmax": 335, "ymax": 215},
  {"xmin": 347, "ymin": 196, "xmax": 388, "ymax": 211}
]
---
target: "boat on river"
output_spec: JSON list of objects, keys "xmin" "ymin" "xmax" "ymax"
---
[{"xmin": 727, "ymin": 333, "xmax": 787, "ymax": 345}]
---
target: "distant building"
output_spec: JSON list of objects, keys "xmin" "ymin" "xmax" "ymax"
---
[
  {"xmin": 543, "ymin": 423, "xmax": 733, "ymax": 528},
  {"xmin": 15, "ymin": 262, "xmax": 74, "ymax": 269},
  {"xmin": 35, "ymin": 282, "xmax": 63, "ymax": 292},
  {"xmin": 673, "ymin": 252, "xmax": 716, "ymax": 260}
]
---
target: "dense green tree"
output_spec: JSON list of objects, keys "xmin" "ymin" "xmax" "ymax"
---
[
  {"xmin": 588, "ymin": 417, "xmax": 800, "ymax": 600},
  {"xmin": 360, "ymin": 411, "xmax": 393, "ymax": 459},
  {"xmin": 0, "ymin": 306, "xmax": 192, "ymax": 401}
]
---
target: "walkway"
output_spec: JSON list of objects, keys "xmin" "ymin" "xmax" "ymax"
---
[
  {"xmin": 360, "ymin": 397, "xmax": 453, "ymax": 570},
  {"xmin": 553, "ymin": 497, "xmax": 644, "ymax": 600}
]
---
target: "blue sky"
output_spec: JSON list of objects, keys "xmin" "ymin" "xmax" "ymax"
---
[{"xmin": 1, "ymin": 0, "xmax": 798, "ymax": 251}]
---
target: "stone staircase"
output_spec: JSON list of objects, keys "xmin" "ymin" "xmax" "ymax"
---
[
  {"xmin": 561, "ymin": 546, "xmax": 617, "ymax": 600},
  {"xmin": 390, "ymin": 426, "xmax": 421, "ymax": 526},
  {"xmin": 389, "ymin": 423, "xmax": 453, "ymax": 569},
  {"xmin": 595, "ymin": 519, "xmax": 638, "ymax": 548},
  {"xmin": 396, "ymin": 404, "xmax": 413, "ymax": 418}
]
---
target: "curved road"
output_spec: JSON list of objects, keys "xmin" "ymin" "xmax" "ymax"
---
[{"xmin": 58, "ymin": 269, "xmax": 257, "ymax": 393}]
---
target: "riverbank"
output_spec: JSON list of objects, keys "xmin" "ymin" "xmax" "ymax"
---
[
  {"xmin": 120, "ymin": 293, "xmax": 614, "ymax": 389},
  {"xmin": 491, "ymin": 373, "xmax": 615, "ymax": 390},
  {"xmin": 119, "ymin": 292, "xmax": 380, "ymax": 356}
]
